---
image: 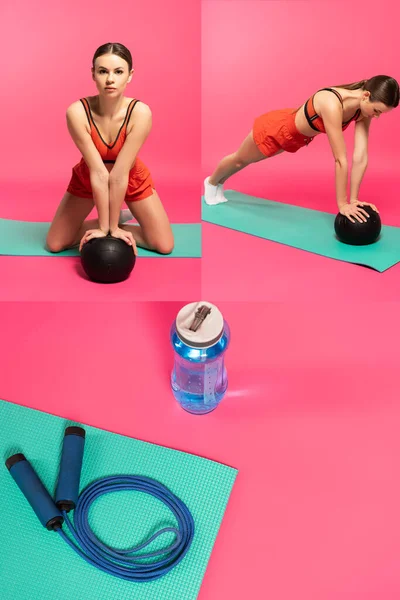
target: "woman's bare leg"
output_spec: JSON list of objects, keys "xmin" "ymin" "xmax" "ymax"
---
[
  {"xmin": 204, "ymin": 131, "xmax": 285, "ymax": 204},
  {"xmin": 46, "ymin": 192, "xmax": 134, "ymax": 252},
  {"xmin": 209, "ymin": 130, "xmax": 269, "ymax": 186},
  {"xmin": 124, "ymin": 189, "xmax": 174, "ymax": 255},
  {"xmin": 46, "ymin": 193, "xmax": 98, "ymax": 252}
]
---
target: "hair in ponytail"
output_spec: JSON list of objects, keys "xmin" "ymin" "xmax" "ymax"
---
[{"xmin": 330, "ymin": 75, "xmax": 399, "ymax": 107}]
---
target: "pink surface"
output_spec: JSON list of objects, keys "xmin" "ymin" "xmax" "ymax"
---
[
  {"xmin": 202, "ymin": 222, "xmax": 400, "ymax": 302},
  {"xmin": 2, "ymin": 301, "xmax": 400, "ymax": 598},
  {"xmin": 1, "ymin": 0, "xmax": 200, "ymax": 220},
  {"xmin": 202, "ymin": 1, "xmax": 400, "ymax": 211},
  {"xmin": 0, "ymin": 257, "xmax": 200, "ymax": 302}
]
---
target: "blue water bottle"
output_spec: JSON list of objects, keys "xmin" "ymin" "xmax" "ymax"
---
[{"xmin": 170, "ymin": 301, "xmax": 231, "ymax": 414}]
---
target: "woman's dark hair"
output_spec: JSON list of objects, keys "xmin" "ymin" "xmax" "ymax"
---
[
  {"xmin": 332, "ymin": 75, "xmax": 399, "ymax": 108},
  {"xmin": 92, "ymin": 42, "xmax": 133, "ymax": 72}
]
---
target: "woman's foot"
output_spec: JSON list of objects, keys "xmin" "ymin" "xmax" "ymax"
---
[
  {"xmin": 119, "ymin": 208, "xmax": 134, "ymax": 224},
  {"xmin": 204, "ymin": 176, "xmax": 228, "ymax": 206}
]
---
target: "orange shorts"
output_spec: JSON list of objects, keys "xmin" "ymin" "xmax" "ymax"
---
[
  {"xmin": 253, "ymin": 108, "xmax": 315, "ymax": 157},
  {"xmin": 67, "ymin": 156, "xmax": 155, "ymax": 202}
]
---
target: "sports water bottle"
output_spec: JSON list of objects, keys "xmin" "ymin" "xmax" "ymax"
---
[{"xmin": 170, "ymin": 301, "xmax": 231, "ymax": 414}]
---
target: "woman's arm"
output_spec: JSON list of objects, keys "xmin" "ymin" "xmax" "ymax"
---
[
  {"xmin": 66, "ymin": 103, "xmax": 110, "ymax": 232},
  {"xmin": 109, "ymin": 103, "xmax": 152, "ymax": 232},
  {"xmin": 319, "ymin": 100, "xmax": 349, "ymax": 210},
  {"xmin": 350, "ymin": 117, "xmax": 371, "ymax": 201}
]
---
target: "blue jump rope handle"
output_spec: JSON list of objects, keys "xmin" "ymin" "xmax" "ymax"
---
[
  {"xmin": 5, "ymin": 425, "xmax": 195, "ymax": 582},
  {"xmin": 55, "ymin": 426, "xmax": 85, "ymax": 512},
  {"xmin": 5, "ymin": 454, "xmax": 63, "ymax": 530}
]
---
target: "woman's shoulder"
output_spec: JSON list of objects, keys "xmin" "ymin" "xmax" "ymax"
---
[
  {"xmin": 66, "ymin": 97, "xmax": 92, "ymax": 117},
  {"xmin": 129, "ymin": 98, "xmax": 149, "ymax": 108},
  {"xmin": 66, "ymin": 99, "xmax": 87, "ymax": 120},
  {"xmin": 314, "ymin": 87, "xmax": 343, "ymax": 101},
  {"xmin": 128, "ymin": 99, "xmax": 152, "ymax": 118},
  {"xmin": 313, "ymin": 88, "xmax": 344, "ymax": 115},
  {"xmin": 67, "ymin": 98, "xmax": 85, "ymax": 108}
]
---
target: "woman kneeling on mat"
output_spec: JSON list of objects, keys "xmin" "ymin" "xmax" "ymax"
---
[
  {"xmin": 204, "ymin": 76, "xmax": 399, "ymax": 224},
  {"xmin": 46, "ymin": 42, "xmax": 174, "ymax": 256}
]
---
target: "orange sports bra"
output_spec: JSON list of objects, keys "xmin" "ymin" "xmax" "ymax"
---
[
  {"xmin": 80, "ymin": 97, "xmax": 139, "ymax": 163},
  {"xmin": 304, "ymin": 88, "xmax": 361, "ymax": 133}
]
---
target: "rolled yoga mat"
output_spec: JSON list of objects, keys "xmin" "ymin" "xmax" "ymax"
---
[
  {"xmin": 0, "ymin": 398, "xmax": 237, "ymax": 600},
  {"xmin": 201, "ymin": 190, "xmax": 400, "ymax": 272},
  {"xmin": 0, "ymin": 220, "xmax": 202, "ymax": 258}
]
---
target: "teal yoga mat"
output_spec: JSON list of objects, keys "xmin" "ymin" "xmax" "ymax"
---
[
  {"xmin": 202, "ymin": 190, "xmax": 400, "ymax": 272},
  {"xmin": 0, "ymin": 219, "xmax": 202, "ymax": 258},
  {"xmin": 0, "ymin": 399, "xmax": 237, "ymax": 600}
]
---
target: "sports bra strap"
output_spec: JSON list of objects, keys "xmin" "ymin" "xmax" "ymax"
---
[
  {"xmin": 79, "ymin": 98, "xmax": 140, "ymax": 130},
  {"xmin": 125, "ymin": 99, "xmax": 140, "ymax": 128},
  {"xmin": 80, "ymin": 98, "xmax": 91, "ymax": 127},
  {"xmin": 315, "ymin": 88, "xmax": 344, "ymax": 106}
]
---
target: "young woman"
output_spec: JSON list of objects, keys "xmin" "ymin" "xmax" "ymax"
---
[
  {"xmin": 204, "ymin": 76, "xmax": 399, "ymax": 223},
  {"xmin": 46, "ymin": 42, "xmax": 174, "ymax": 255}
]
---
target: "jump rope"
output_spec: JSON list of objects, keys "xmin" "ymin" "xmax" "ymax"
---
[{"xmin": 5, "ymin": 426, "xmax": 195, "ymax": 582}]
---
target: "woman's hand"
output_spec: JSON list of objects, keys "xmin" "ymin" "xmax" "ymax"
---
[
  {"xmin": 110, "ymin": 227, "xmax": 138, "ymax": 256},
  {"xmin": 339, "ymin": 202, "xmax": 371, "ymax": 224},
  {"xmin": 350, "ymin": 199, "xmax": 379, "ymax": 214},
  {"xmin": 79, "ymin": 229, "xmax": 108, "ymax": 251}
]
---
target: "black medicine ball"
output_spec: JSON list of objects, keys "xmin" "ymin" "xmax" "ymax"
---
[
  {"xmin": 80, "ymin": 235, "xmax": 136, "ymax": 283},
  {"xmin": 334, "ymin": 205, "xmax": 381, "ymax": 246}
]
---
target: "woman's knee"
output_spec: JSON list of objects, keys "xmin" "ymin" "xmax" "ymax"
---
[
  {"xmin": 45, "ymin": 233, "xmax": 67, "ymax": 253},
  {"xmin": 147, "ymin": 234, "xmax": 174, "ymax": 255},
  {"xmin": 154, "ymin": 240, "xmax": 174, "ymax": 255},
  {"xmin": 232, "ymin": 151, "xmax": 251, "ymax": 169}
]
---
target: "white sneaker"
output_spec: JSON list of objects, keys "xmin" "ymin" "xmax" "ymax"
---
[
  {"xmin": 204, "ymin": 176, "xmax": 228, "ymax": 206},
  {"xmin": 216, "ymin": 184, "xmax": 228, "ymax": 204}
]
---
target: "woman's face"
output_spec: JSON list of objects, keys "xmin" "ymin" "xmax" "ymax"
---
[
  {"xmin": 360, "ymin": 92, "xmax": 392, "ymax": 119},
  {"xmin": 92, "ymin": 54, "xmax": 133, "ymax": 95}
]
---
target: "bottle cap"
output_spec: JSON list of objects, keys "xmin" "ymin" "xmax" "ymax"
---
[{"xmin": 176, "ymin": 301, "xmax": 224, "ymax": 348}]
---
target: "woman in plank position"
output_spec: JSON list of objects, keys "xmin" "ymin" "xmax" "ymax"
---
[
  {"xmin": 47, "ymin": 42, "xmax": 174, "ymax": 255},
  {"xmin": 204, "ymin": 76, "xmax": 399, "ymax": 223}
]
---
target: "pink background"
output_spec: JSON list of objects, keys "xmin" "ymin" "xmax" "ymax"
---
[
  {"xmin": 202, "ymin": 0, "xmax": 400, "ymax": 214},
  {"xmin": 2, "ymin": 301, "xmax": 400, "ymax": 598},
  {"xmin": 0, "ymin": 0, "xmax": 200, "ymax": 301},
  {"xmin": 201, "ymin": 0, "xmax": 400, "ymax": 301},
  {"xmin": 0, "ymin": 255, "xmax": 200, "ymax": 302},
  {"xmin": 201, "ymin": 222, "xmax": 400, "ymax": 302},
  {"xmin": 0, "ymin": 0, "xmax": 200, "ymax": 223}
]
